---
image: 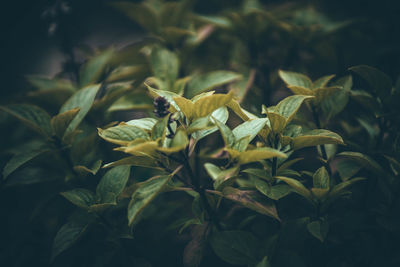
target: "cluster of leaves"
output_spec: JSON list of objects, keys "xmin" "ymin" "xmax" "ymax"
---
[{"xmin": 1, "ymin": 0, "xmax": 400, "ymax": 267}]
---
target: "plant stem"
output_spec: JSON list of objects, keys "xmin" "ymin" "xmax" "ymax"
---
[
  {"xmin": 312, "ymin": 106, "xmax": 328, "ymax": 161},
  {"xmin": 181, "ymin": 150, "xmax": 222, "ymax": 230},
  {"xmin": 271, "ymin": 134, "xmax": 279, "ymax": 177}
]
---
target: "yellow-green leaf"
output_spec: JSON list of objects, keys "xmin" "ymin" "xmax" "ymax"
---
[
  {"xmin": 292, "ymin": 129, "xmax": 344, "ymax": 150},
  {"xmin": 265, "ymin": 112, "xmax": 286, "ymax": 133},
  {"xmin": 227, "ymin": 148, "xmax": 287, "ymax": 165},
  {"xmin": 193, "ymin": 91, "xmax": 234, "ymax": 118},
  {"xmin": 173, "ymin": 96, "xmax": 194, "ymax": 120},
  {"xmin": 313, "ymin": 74, "xmax": 335, "ymax": 89},
  {"xmin": 214, "ymin": 118, "xmax": 235, "ymax": 147},
  {"xmin": 276, "ymin": 176, "xmax": 313, "ymax": 202},
  {"xmin": 103, "ymin": 156, "xmax": 160, "ymax": 169},
  {"xmin": 98, "ymin": 125, "xmax": 149, "ymax": 145},
  {"xmin": 232, "ymin": 118, "xmax": 268, "ymax": 143},
  {"xmin": 279, "ymin": 70, "xmax": 313, "ymax": 89},
  {"xmin": 274, "ymin": 95, "xmax": 314, "ymax": 124},
  {"xmin": 287, "ymin": 85, "xmax": 313, "ymax": 96}
]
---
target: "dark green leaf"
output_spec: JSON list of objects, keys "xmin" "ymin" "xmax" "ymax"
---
[
  {"xmin": 80, "ymin": 49, "xmax": 114, "ymax": 86},
  {"xmin": 1, "ymin": 104, "xmax": 52, "ymax": 137},
  {"xmin": 51, "ymin": 222, "xmax": 88, "ymax": 261},
  {"xmin": 60, "ymin": 188, "xmax": 96, "ymax": 209},
  {"xmin": 186, "ymin": 71, "xmax": 241, "ymax": 98},
  {"xmin": 96, "ymin": 165, "xmax": 131, "ymax": 204},
  {"xmin": 3, "ymin": 147, "xmax": 48, "ymax": 179},
  {"xmin": 307, "ymin": 219, "xmax": 329, "ymax": 242},
  {"xmin": 313, "ymin": 167, "xmax": 329, "ymax": 189},
  {"xmin": 210, "ymin": 231, "xmax": 259, "ymax": 265},
  {"xmin": 128, "ymin": 175, "xmax": 171, "ymax": 226},
  {"xmin": 60, "ymin": 84, "xmax": 101, "ymax": 137}
]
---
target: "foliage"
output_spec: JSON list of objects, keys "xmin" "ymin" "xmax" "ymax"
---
[{"xmin": 1, "ymin": 0, "xmax": 400, "ymax": 266}]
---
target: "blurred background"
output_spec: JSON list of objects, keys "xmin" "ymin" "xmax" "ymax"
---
[{"xmin": 1, "ymin": 0, "xmax": 400, "ymax": 99}]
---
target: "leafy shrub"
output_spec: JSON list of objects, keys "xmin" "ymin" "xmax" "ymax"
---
[{"xmin": 1, "ymin": 0, "xmax": 400, "ymax": 266}]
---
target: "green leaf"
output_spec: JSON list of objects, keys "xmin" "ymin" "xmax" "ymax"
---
[
  {"xmin": 242, "ymin": 168, "xmax": 272, "ymax": 181},
  {"xmin": 313, "ymin": 167, "xmax": 329, "ymax": 189},
  {"xmin": 278, "ymin": 70, "xmax": 313, "ymax": 89},
  {"xmin": 255, "ymin": 179, "xmax": 292, "ymax": 200},
  {"xmin": 73, "ymin": 160, "xmax": 102, "ymax": 176},
  {"xmin": 151, "ymin": 46, "xmax": 180, "ymax": 89},
  {"xmin": 60, "ymin": 188, "xmax": 96, "ymax": 209},
  {"xmin": 273, "ymin": 95, "xmax": 314, "ymax": 125},
  {"xmin": 292, "ymin": 129, "xmax": 344, "ymax": 150},
  {"xmin": 80, "ymin": 49, "xmax": 114, "ymax": 86},
  {"xmin": 204, "ymin": 163, "xmax": 239, "ymax": 190},
  {"xmin": 349, "ymin": 65, "xmax": 392, "ymax": 101},
  {"xmin": 1, "ymin": 104, "xmax": 52, "ymax": 137},
  {"xmin": 232, "ymin": 136, "xmax": 251, "ymax": 152},
  {"xmin": 3, "ymin": 147, "xmax": 48, "ymax": 179},
  {"xmin": 210, "ymin": 231, "xmax": 258, "ymax": 266},
  {"xmin": 128, "ymin": 175, "xmax": 171, "ymax": 226},
  {"xmin": 276, "ymin": 176, "xmax": 313, "ymax": 202},
  {"xmin": 157, "ymin": 130, "xmax": 189, "ymax": 154},
  {"xmin": 96, "ymin": 165, "xmax": 131, "ymax": 204},
  {"xmin": 174, "ymin": 96, "xmax": 195, "ymax": 119},
  {"xmin": 186, "ymin": 71, "xmax": 242, "ymax": 98},
  {"xmin": 222, "ymin": 187, "xmax": 280, "ymax": 221},
  {"xmin": 214, "ymin": 118, "xmax": 235, "ymax": 147},
  {"xmin": 337, "ymin": 152, "xmax": 384, "ymax": 176},
  {"xmin": 98, "ymin": 125, "xmax": 149, "ymax": 145},
  {"xmin": 227, "ymin": 148, "xmax": 287, "ymax": 165},
  {"xmin": 256, "ymin": 256, "xmax": 271, "ymax": 267},
  {"xmin": 336, "ymin": 159, "xmax": 361, "ymax": 181},
  {"xmin": 125, "ymin": 118, "xmax": 158, "ymax": 131},
  {"xmin": 193, "ymin": 91, "xmax": 234, "ymax": 118},
  {"xmin": 265, "ymin": 112, "xmax": 286, "ymax": 133},
  {"xmin": 232, "ymin": 118, "xmax": 268, "ymax": 143},
  {"xmin": 192, "ymin": 107, "xmax": 229, "ymax": 140},
  {"xmin": 286, "ymin": 85, "xmax": 313, "ymax": 96},
  {"xmin": 111, "ymin": 2, "xmax": 159, "ymax": 33},
  {"xmin": 51, "ymin": 221, "xmax": 88, "ymax": 261},
  {"xmin": 329, "ymin": 177, "xmax": 366, "ymax": 199},
  {"xmin": 227, "ymin": 99, "xmax": 259, "ymax": 121},
  {"xmin": 26, "ymin": 75, "xmax": 76, "ymax": 92},
  {"xmin": 92, "ymin": 83, "xmax": 133, "ymax": 111},
  {"xmin": 60, "ymin": 84, "xmax": 101, "ymax": 137},
  {"xmin": 313, "ymin": 74, "xmax": 335, "ymax": 89},
  {"xmin": 51, "ymin": 108, "xmax": 80, "ymax": 139},
  {"xmin": 320, "ymin": 87, "xmax": 349, "ymax": 120},
  {"xmin": 151, "ymin": 116, "xmax": 169, "ymax": 141},
  {"xmin": 307, "ymin": 219, "xmax": 329, "ymax": 242},
  {"xmin": 103, "ymin": 156, "xmax": 160, "ymax": 169},
  {"xmin": 277, "ymin": 158, "xmax": 303, "ymax": 172},
  {"xmin": 314, "ymin": 86, "xmax": 343, "ymax": 103},
  {"xmin": 188, "ymin": 117, "xmax": 213, "ymax": 134}
]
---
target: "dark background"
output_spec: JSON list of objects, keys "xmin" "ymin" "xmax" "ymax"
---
[{"xmin": 1, "ymin": 0, "xmax": 400, "ymax": 99}]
